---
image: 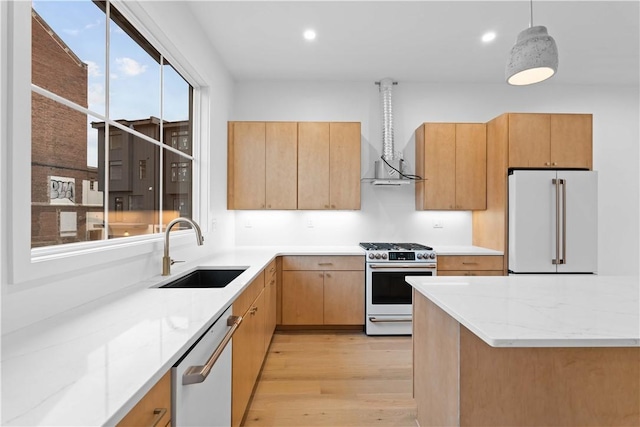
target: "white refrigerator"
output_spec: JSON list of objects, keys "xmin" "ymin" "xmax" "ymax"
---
[{"xmin": 508, "ymin": 170, "xmax": 598, "ymax": 274}]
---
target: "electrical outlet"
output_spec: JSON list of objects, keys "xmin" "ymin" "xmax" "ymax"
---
[
  {"xmin": 307, "ymin": 219, "xmax": 314, "ymax": 228},
  {"xmin": 433, "ymin": 218, "xmax": 444, "ymax": 229},
  {"xmin": 245, "ymin": 220, "xmax": 252, "ymax": 228}
]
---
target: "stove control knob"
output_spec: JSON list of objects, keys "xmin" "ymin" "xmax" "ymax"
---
[
  {"xmin": 416, "ymin": 253, "xmax": 422, "ymax": 259},
  {"xmin": 375, "ymin": 253, "xmax": 382, "ymax": 259},
  {"xmin": 429, "ymin": 253, "xmax": 436, "ymax": 259},
  {"xmin": 381, "ymin": 253, "xmax": 387, "ymax": 259},
  {"xmin": 368, "ymin": 253, "xmax": 375, "ymax": 259}
]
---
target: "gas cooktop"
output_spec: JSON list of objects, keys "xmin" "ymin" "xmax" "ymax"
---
[{"xmin": 359, "ymin": 242, "xmax": 433, "ymax": 251}]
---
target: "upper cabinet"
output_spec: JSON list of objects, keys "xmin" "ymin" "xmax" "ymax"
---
[
  {"xmin": 298, "ymin": 122, "xmax": 361, "ymax": 210},
  {"xmin": 508, "ymin": 113, "xmax": 592, "ymax": 169},
  {"xmin": 228, "ymin": 121, "xmax": 297, "ymax": 210},
  {"xmin": 415, "ymin": 122, "xmax": 487, "ymax": 210}
]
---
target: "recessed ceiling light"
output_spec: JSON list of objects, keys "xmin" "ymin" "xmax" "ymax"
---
[
  {"xmin": 482, "ymin": 31, "xmax": 496, "ymax": 43},
  {"xmin": 303, "ymin": 29, "xmax": 316, "ymax": 41}
]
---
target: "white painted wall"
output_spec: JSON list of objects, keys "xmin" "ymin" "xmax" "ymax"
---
[{"xmin": 232, "ymin": 81, "xmax": 639, "ymax": 275}]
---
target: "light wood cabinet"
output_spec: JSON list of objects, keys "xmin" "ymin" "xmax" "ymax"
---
[
  {"xmin": 298, "ymin": 122, "xmax": 361, "ymax": 210},
  {"xmin": 415, "ymin": 122, "xmax": 486, "ymax": 210},
  {"xmin": 472, "ymin": 112, "xmax": 593, "ymax": 270},
  {"xmin": 508, "ymin": 113, "xmax": 592, "ymax": 169},
  {"xmin": 117, "ymin": 371, "xmax": 171, "ymax": 427},
  {"xmin": 264, "ymin": 259, "xmax": 277, "ymax": 354},
  {"xmin": 232, "ymin": 271, "xmax": 268, "ymax": 427},
  {"xmin": 281, "ymin": 256, "xmax": 365, "ymax": 326},
  {"xmin": 437, "ymin": 255, "xmax": 504, "ymax": 276},
  {"xmin": 228, "ymin": 121, "xmax": 297, "ymax": 210}
]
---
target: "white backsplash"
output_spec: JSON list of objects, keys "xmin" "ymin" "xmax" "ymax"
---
[{"xmin": 234, "ymin": 184, "xmax": 472, "ymax": 246}]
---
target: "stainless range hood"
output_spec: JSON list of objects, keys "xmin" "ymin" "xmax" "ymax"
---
[{"xmin": 371, "ymin": 78, "xmax": 414, "ymax": 186}]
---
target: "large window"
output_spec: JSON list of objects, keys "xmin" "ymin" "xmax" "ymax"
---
[{"xmin": 31, "ymin": 0, "xmax": 193, "ymax": 248}]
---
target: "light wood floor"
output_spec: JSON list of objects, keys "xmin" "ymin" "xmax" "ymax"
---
[{"xmin": 243, "ymin": 331, "xmax": 416, "ymax": 427}]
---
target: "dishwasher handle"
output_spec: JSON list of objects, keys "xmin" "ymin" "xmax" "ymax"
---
[{"xmin": 182, "ymin": 315, "xmax": 243, "ymax": 385}]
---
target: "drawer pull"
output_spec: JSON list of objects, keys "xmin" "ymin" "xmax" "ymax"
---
[
  {"xmin": 318, "ymin": 262, "xmax": 333, "ymax": 266},
  {"xmin": 150, "ymin": 408, "xmax": 167, "ymax": 427},
  {"xmin": 462, "ymin": 262, "xmax": 478, "ymax": 265}
]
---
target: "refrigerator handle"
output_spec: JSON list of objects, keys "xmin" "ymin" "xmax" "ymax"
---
[
  {"xmin": 561, "ymin": 178, "xmax": 567, "ymax": 264},
  {"xmin": 552, "ymin": 178, "xmax": 563, "ymax": 265}
]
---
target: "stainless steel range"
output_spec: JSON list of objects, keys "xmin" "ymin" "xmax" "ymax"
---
[{"xmin": 360, "ymin": 243, "xmax": 437, "ymax": 335}]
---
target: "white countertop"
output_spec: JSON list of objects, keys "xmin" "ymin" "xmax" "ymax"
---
[
  {"xmin": 407, "ymin": 275, "xmax": 640, "ymax": 348},
  {"xmin": 432, "ymin": 245, "xmax": 503, "ymax": 256},
  {"xmin": 1, "ymin": 246, "xmax": 363, "ymax": 427}
]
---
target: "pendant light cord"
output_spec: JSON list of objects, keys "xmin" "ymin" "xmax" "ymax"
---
[{"xmin": 529, "ymin": 0, "xmax": 533, "ymax": 28}]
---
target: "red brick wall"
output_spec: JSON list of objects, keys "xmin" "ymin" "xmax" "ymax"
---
[{"xmin": 31, "ymin": 12, "xmax": 100, "ymax": 248}]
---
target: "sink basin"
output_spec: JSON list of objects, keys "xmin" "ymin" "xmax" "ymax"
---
[{"xmin": 160, "ymin": 268, "xmax": 246, "ymax": 289}]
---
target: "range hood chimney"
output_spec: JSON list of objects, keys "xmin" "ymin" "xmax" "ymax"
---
[{"xmin": 373, "ymin": 78, "xmax": 411, "ymax": 185}]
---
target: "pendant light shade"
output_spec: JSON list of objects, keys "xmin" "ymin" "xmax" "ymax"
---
[{"xmin": 506, "ymin": 25, "xmax": 558, "ymax": 85}]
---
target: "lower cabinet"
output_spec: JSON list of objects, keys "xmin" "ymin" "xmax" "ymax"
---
[
  {"xmin": 437, "ymin": 255, "xmax": 504, "ymax": 276},
  {"xmin": 232, "ymin": 269, "xmax": 275, "ymax": 427},
  {"xmin": 117, "ymin": 371, "xmax": 171, "ymax": 427},
  {"xmin": 281, "ymin": 256, "xmax": 365, "ymax": 326}
]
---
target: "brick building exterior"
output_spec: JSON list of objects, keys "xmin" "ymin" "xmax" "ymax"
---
[{"xmin": 31, "ymin": 9, "xmax": 102, "ymax": 248}]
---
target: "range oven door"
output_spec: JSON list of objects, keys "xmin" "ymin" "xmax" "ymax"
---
[{"xmin": 365, "ymin": 263, "xmax": 436, "ymax": 335}]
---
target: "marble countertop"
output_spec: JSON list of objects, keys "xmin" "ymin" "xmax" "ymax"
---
[
  {"xmin": 407, "ymin": 275, "xmax": 640, "ymax": 348},
  {"xmin": 1, "ymin": 246, "xmax": 363, "ymax": 427},
  {"xmin": 432, "ymin": 245, "xmax": 503, "ymax": 256},
  {"xmin": 1, "ymin": 244, "xmax": 500, "ymax": 426}
]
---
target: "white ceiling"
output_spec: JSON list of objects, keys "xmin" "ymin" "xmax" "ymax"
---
[{"xmin": 188, "ymin": 1, "xmax": 639, "ymax": 86}]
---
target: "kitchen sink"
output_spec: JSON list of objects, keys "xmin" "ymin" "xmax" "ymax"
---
[{"xmin": 160, "ymin": 268, "xmax": 246, "ymax": 289}]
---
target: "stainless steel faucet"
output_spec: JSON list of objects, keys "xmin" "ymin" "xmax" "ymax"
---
[{"xmin": 162, "ymin": 217, "xmax": 204, "ymax": 276}]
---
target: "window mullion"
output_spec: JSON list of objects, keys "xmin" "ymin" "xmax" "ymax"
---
[{"xmin": 103, "ymin": 0, "xmax": 111, "ymax": 240}]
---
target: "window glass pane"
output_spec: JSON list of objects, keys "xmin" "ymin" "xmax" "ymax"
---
[
  {"xmin": 109, "ymin": 11, "xmax": 160, "ymax": 138},
  {"xmin": 95, "ymin": 125, "xmax": 160, "ymax": 240},
  {"xmin": 32, "ymin": 0, "xmax": 106, "ymax": 168},
  {"xmin": 163, "ymin": 59, "xmax": 193, "ymax": 224},
  {"xmin": 31, "ymin": 97, "xmax": 105, "ymax": 247}
]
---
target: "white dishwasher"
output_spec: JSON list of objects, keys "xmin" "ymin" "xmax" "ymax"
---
[{"xmin": 173, "ymin": 305, "xmax": 242, "ymax": 426}]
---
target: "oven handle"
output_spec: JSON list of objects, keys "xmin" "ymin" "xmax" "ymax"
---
[
  {"xmin": 368, "ymin": 263, "xmax": 436, "ymax": 269},
  {"xmin": 368, "ymin": 316, "xmax": 412, "ymax": 323}
]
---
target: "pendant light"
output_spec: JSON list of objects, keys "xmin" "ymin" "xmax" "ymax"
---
[{"xmin": 506, "ymin": 0, "xmax": 558, "ymax": 85}]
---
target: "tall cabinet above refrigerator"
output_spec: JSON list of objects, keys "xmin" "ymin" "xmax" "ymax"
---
[{"xmin": 508, "ymin": 170, "xmax": 598, "ymax": 274}]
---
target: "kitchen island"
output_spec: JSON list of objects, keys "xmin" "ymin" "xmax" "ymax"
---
[{"xmin": 406, "ymin": 275, "xmax": 640, "ymax": 426}]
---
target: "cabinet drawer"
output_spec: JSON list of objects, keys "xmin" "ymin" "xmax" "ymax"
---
[
  {"xmin": 438, "ymin": 255, "xmax": 503, "ymax": 271},
  {"xmin": 438, "ymin": 270, "xmax": 504, "ymax": 277},
  {"xmin": 282, "ymin": 256, "xmax": 364, "ymax": 271},
  {"xmin": 117, "ymin": 371, "xmax": 171, "ymax": 427}
]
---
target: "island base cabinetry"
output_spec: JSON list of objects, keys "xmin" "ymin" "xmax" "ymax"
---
[{"xmin": 413, "ymin": 290, "xmax": 640, "ymax": 427}]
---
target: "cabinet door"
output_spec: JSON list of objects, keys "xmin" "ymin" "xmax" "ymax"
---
[
  {"xmin": 508, "ymin": 114, "xmax": 551, "ymax": 168},
  {"xmin": 323, "ymin": 271, "xmax": 365, "ymax": 325},
  {"xmin": 231, "ymin": 311, "xmax": 252, "ymax": 427},
  {"xmin": 550, "ymin": 114, "xmax": 592, "ymax": 169},
  {"xmin": 229, "ymin": 122, "xmax": 266, "ymax": 209},
  {"xmin": 264, "ymin": 270, "xmax": 277, "ymax": 353},
  {"xmin": 455, "ymin": 123, "xmax": 486, "ymax": 210},
  {"xmin": 298, "ymin": 122, "xmax": 330, "ymax": 209},
  {"xmin": 117, "ymin": 371, "xmax": 171, "ymax": 427},
  {"xmin": 282, "ymin": 271, "xmax": 324, "ymax": 324},
  {"xmin": 329, "ymin": 122, "xmax": 361, "ymax": 209},
  {"xmin": 266, "ymin": 122, "xmax": 298, "ymax": 209},
  {"xmin": 423, "ymin": 123, "xmax": 456, "ymax": 209}
]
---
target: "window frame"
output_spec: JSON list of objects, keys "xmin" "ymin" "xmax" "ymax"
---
[{"xmin": 3, "ymin": 0, "xmax": 210, "ymax": 286}]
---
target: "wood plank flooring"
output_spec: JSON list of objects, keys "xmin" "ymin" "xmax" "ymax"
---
[{"xmin": 243, "ymin": 331, "xmax": 416, "ymax": 427}]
